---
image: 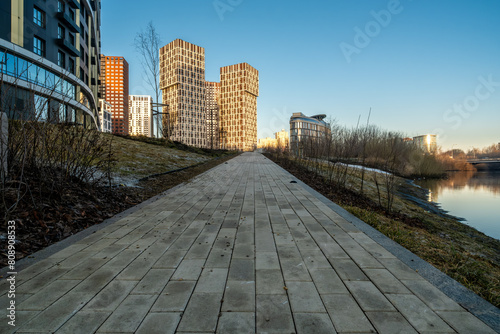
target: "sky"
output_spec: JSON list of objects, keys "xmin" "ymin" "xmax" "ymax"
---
[{"xmin": 101, "ymin": 0, "xmax": 500, "ymax": 152}]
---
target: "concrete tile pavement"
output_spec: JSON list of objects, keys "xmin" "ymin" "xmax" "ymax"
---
[{"xmin": 1, "ymin": 152, "xmax": 498, "ymax": 333}]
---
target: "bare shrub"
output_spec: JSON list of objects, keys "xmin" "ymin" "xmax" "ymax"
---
[{"xmin": 1, "ymin": 71, "xmax": 115, "ymax": 220}]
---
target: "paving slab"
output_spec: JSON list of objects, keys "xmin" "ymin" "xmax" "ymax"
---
[
  {"xmin": 54, "ymin": 311, "xmax": 110, "ymax": 334},
  {"xmin": 286, "ymin": 281, "xmax": 326, "ymax": 313},
  {"xmin": 217, "ymin": 312, "xmax": 255, "ymax": 334},
  {"xmin": 151, "ymin": 281, "xmax": 196, "ymax": 312},
  {"xmin": 1, "ymin": 152, "xmax": 498, "ymax": 333},
  {"xmin": 322, "ymin": 293, "xmax": 376, "ymax": 333},
  {"xmin": 176, "ymin": 293, "xmax": 222, "ymax": 333},
  {"xmin": 256, "ymin": 294, "xmax": 295, "ymax": 333},
  {"xmin": 366, "ymin": 311, "xmax": 418, "ymax": 334},
  {"xmin": 135, "ymin": 312, "xmax": 181, "ymax": 334},
  {"xmin": 294, "ymin": 312, "xmax": 337, "ymax": 334},
  {"xmin": 96, "ymin": 294, "xmax": 157, "ymax": 333}
]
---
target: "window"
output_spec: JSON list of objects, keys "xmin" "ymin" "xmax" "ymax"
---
[
  {"xmin": 68, "ymin": 58, "xmax": 75, "ymax": 74},
  {"xmin": 58, "ymin": 25, "xmax": 65, "ymax": 39},
  {"xmin": 33, "ymin": 7, "xmax": 45, "ymax": 27},
  {"xmin": 57, "ymin": 0, "xmax": 64, "ymax": 13},
  {"xmin": 58, "ymin": 51, "xmax": 65, "ymax": 68},
  {"xmin": 33, "ymin": 36, "xmax": 45, "ymax": 57},
  {"xmin": 69, "ymin": 8, "xmax": 75, "ymax": 21},
  {"xmin": 0, "ymin": 50, "xmax": 5, "ymax": 72},
  {"xmin": 69, "ymin": 33, "xmax": 75, "ymax": 46}
]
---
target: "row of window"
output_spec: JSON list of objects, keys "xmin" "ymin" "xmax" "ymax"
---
[
  {"xmin": 33, "ymin": 3, "xmax": 83, "ymax": 76},
  {"xmin": 0, "ymin": 49, "xmax": 76, "ymax": 99},
  {"xmin": 33, "ymin": 32, "xmax": 76, "ymax": 76}
]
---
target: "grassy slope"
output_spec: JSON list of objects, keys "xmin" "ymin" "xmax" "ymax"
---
[
  {"xmin": 1, "ymin": 134, "xmax": 238, "ymax": 266},
  {"xmin": 107, "ymin": 135, "xmax": 213, "ymax": 184}
]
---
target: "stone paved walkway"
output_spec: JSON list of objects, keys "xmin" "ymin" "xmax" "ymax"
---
[{"xmin": 1, "ymin": 152, "xmax": 498, "ymax": 333}]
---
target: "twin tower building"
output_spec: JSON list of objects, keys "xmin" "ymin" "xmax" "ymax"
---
[{"xmin": 160, "ymin": 39, "xmax": 259, "ymax": 152}]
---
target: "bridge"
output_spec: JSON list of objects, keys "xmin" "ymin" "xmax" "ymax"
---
[{"xmin": 467, "ymin": 159, "xmax": 500, "ymax": 171}]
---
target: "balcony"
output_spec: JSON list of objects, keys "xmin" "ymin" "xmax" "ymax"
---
[
  {"xmin": 56, "ymin": 38, "xmax": 80, "ymax": 57},
  {"xmin": 67, "ymin": 0, "xmax": 80, "ymax": 9},
  {"xmin": 56, "ymin": 12, "xmax": 79, "ymax": 33}
]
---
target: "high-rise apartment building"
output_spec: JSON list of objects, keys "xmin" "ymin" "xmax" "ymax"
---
[
  {"xmin": 129, "ymin": 95, "xmax": 153, "ymax": 137},
  {"xmin": 205, "ymin": 81, "xmax": 220, "ymax": 149},
  {"xmin": 100, "ymin": 55, "xmax": 129, "ymax": 135},
  {"xmin": 220, "ymin": 63, "xmax": 259, "ymax": 151},
  {"xmin": 159, "ymin": 39, "xmax": 259, "ymax": 150},
  {"xmin": 0, "ymin": 0, "xmax": 101, "ymax": 128},
  {"xmin": 160, "ymin": 39, "xmax": 206, "ymax": 147}
]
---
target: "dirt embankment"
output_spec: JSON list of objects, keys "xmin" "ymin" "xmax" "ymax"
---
[{"xmin": 1, "ymin": 135, "xmax": 238, "ymax": 267}]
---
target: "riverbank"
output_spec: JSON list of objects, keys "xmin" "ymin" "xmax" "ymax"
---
[{"xmin": 266, "ymin": 153, "xmax": 500, "ymax": 307}]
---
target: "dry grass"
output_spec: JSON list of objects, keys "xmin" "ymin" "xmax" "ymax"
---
[
  {"xmin": 107, "ymin": 135, "xmax": 213, "ymax": 184},
  {"xmin": 346, "ymin": 205, "xmax": 500, "ymax": 307},
  {"xmin": 268, "ymin": 154, "xmax": 500, "ymax": 307}
]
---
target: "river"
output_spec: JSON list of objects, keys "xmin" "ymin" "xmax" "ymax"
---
[{"xmin": 415, "ymin": 170, "xmax": 500, "ymax": 241}]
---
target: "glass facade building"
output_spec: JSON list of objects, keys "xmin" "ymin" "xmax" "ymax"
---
[
  {"xmin": 289, "ymin": 112, "xmax": 329, "ymax": 155},
  {"xmin": 0, "ymin": 0, "xmax": 101, "ymax": 128}
]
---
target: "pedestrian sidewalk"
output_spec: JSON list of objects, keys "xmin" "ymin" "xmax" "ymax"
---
[{"xmin": 1, "ymin": 152, "xmax": 498, "ymax": 333}]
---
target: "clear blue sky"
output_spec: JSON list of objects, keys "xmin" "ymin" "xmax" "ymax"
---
[{"xmin": 101, "ymin": 0, "xmax": 500, "ymax": 151}]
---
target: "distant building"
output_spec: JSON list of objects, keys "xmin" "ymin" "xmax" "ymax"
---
[
  {"xmin": 159, "ymin": 39, "xmax": 259, "ymax": 150},
  {"xmin": 99, "ymin": 100, "xmax": 112, "ymax": 133},
  {"xmin": 129, "ymin": 95, "xmax": 153, "ymax": 137},
  {"xmin": 275, "ymin": 129, "xmax": 289, "ymax": 151},
  {"xmin": 160, "ymin": 39, "xmax": 206, "ymax": 148},
  {"xmin": 206, "ymin": 81, "xmax": 220, "ymax": 149},
  {"xmin": 413, "ymin": 134, "xmax": 437, "ymax": 154},
  {"xmin": 258, "ymin": 137, "xmax": 277, "ymax": 150},
  {"xmin": 100, "ymin": 55, "xmax": 129, "ymax": 135},
  {"xmin": 220, "ymin": 63, "xmax": 259, "ymax": 151},
  {"xmin": 289, "ymin": 113, "xmax": 329, "ymax": 155}
]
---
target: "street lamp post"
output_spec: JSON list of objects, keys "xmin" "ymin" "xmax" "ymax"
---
[{"xmin": 152, "ymin": 102, "xmax": 169, "ymax": 139}]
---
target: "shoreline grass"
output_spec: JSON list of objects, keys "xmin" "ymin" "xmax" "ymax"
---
[{"xmin": 266, "ymin": 153, "xmax": 500, "ymax": 307}]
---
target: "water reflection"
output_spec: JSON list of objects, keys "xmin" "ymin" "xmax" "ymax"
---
[
  {"xmin": 415, "ymin": 170, "xmax": 500, "ymax": 240},
  {"xmin": 418, "ymin": 171, "xmax": 500, "ymax": 202}
]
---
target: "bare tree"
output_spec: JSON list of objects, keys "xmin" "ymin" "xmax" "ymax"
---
[{"xmin": 134, "ymin": 21, "xmax": 162, "ymax": 137}]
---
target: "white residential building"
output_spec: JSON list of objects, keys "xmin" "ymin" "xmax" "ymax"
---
[
  {"xmin": 128, "ymin": 95, "xmax": 153, "ymax": 137},
  {"xmin": 99, "ymin": 100, "xmax": 112, "ymax": 133}
]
